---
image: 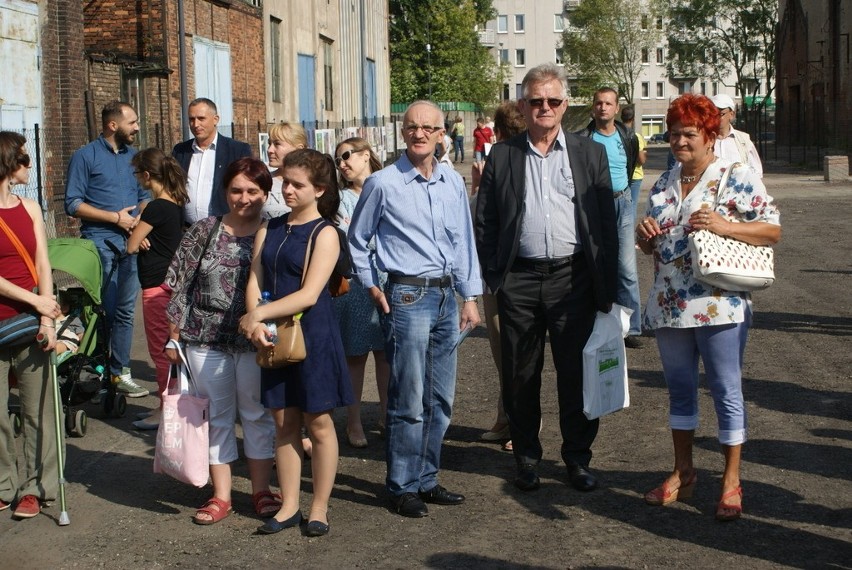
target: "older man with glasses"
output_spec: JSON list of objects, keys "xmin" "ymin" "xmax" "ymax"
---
[
  {"xmin": 710, "ymin": 94, "xmax": 763, "ymax": 178},
  {"xmin": 475, "ymin": 63, "xmax": 618, "ymax": 494},
  {"xmin": 348, "ymin": 100, "xmax": 482, "ymax": 518}
]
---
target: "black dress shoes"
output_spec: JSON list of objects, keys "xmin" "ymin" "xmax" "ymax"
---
[
  {"xmin": 419, "ymin": 485, "xmax": 465, "ymax": 505},
  {"xmin": 393, "ymin": 492, "xmax": 429, "ymax": 518},
  {"xmin": 305, "ymin": 519, "xmax": 330, "ymax": 537},
  {"xmin": 567, "ymin": 464, "xmax": 598, "ymax": 492},
  {"xmin": 515, "ymin": 463, "xmax": 541, "ymax": 491},
  {"xmin": 257, "ymin": 510, "xmax": 303, "ymax": 534}
]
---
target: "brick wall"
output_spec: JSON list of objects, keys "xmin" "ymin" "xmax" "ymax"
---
[{"xmin": 41, "ymin": 0, "xmax": 88, "ymax": 235}]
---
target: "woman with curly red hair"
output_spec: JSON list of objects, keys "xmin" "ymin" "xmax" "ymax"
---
[{"xmin": 636, "ymin": 94, "xmax": 781, "ymax": 521}]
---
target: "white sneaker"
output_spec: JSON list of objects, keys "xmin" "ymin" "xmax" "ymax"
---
[{"xmin": 112, "ymin": 373, "xmax": 149, "ymax": 398}]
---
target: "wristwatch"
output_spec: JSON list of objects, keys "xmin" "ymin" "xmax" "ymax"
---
[{"xmin": 463, "ymin": 296, "xmax": 478, "ymax": 303}]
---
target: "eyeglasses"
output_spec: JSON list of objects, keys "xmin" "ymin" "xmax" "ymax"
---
[
  {"xmin": 403, "ymin": 124, "xmax": 441, "ymax": 135},
  {"xmin": 16, "ymin": 154, "xmax": 31, "ymax": 168},
  {"xmin": 334, "ymin": 150, "xmax": 355, "ymax": 167},
  {"xmin": 526, "ymin": 98, "xmax": 564, "ymax": 109}
]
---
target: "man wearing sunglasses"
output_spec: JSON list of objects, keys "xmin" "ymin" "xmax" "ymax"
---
[
  {"xmin": 475, "ymin": 63, "xmax": 618, "ymax": 495},
  {"xmin": 578, "ymin": 87, "xmax": 642, "ymax": 350},
  {"xmin": 709, "ymin": 94, "xmax": 763, "ymax": 178},
  {"xmin": 348, "ymin": 100, "xmax": 482, "ymax": 518}
]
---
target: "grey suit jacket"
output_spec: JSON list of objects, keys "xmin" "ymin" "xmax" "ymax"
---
[{"xmin": 474, "ymin": 131, "xmax": 618, "ymax": 312}]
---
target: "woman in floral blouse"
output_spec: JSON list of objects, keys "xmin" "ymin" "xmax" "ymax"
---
[
  {"xmin": 165, "ymin": 158, "xmax": 277, "ymax": 525},
  {"xmin": 635, "ymin": 94, "xmax": 781, "ymax": 522}
]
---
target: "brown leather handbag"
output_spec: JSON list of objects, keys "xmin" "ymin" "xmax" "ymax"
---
[{"xmin": 255, "ymin": 223, "xmax": 323, "ymax": 369}]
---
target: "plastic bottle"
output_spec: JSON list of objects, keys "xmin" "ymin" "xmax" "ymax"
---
[{"xmin": 259, "ymin": 291, "xmax": 278, "ymax": 343}]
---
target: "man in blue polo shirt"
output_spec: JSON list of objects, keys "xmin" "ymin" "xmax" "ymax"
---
[
  {"xmin": 65, "ymin": 101, "xmax": 151, "ymax": 397},
  {"xmin": 578, "ymin": 87, "xmax": 642, "ymax": 348}
]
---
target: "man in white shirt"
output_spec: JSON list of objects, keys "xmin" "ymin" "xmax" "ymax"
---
[
  {"xmin": 171, "ymin": 98, "xmax": 252, "ymax": 223},
  {"xmin": 710, "ymin": 94, "xmax": 763, "ymax": 178}
]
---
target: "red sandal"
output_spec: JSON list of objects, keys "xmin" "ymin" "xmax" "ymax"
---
[
  {"xmin": 252, "ymin": 490, "xmax": 282, "ymax": 518},
  {"xmin": 192, "ymin": 497, "xmax": 232, "ymax": 525},
  {"xmin": 715, "ymin": 486, "xmax": 743, "ymax": 521}
]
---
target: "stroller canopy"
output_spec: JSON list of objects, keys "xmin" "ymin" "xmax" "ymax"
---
[{"xmin": 48, "ymin": 238, "xmax": 103, "ymax": 305}]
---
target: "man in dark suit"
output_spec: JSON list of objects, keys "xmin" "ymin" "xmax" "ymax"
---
[
  {"xmin": 474, "ymin": 63, "xmax": 618, "ymax": 493},
  {"xmin": 171, "ymin": 98, "xmax": 252, "ymax": 223}
]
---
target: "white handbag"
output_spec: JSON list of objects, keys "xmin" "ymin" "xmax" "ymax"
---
[{"xmin": 688, "ymin": 167, "xmax": 775, "ymax": 292}]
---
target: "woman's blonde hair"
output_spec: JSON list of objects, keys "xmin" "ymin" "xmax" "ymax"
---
[
  {"xmin": 334, "ymin": 137, "xmax": 382, "ymax": 188},
  {"xmin": 268, "ymin": 122, "xmax": 308, "ymax": 149}
]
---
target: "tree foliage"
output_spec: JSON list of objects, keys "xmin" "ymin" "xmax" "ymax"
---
[
  {"xmin": 561, "ymin": 0, "xmax": 667, "ymax": 103},
  {"xmin": 389, "ymin": 0, "xmax": 502, "ymax": 109},
  {"xmin": 666, "ymin": 0, "xmax": 777, "ymax": 119}
]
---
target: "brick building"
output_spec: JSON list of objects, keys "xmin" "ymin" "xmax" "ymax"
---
[{"xmin": 776, "ymin": 0, "xmax": 852, "ymax": 152}]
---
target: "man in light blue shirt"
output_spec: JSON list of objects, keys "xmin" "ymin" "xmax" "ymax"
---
[
  {"xmin": 348, "ymin": 100, "xmax": 482, "ymax": 518},
  {"xmin": 578, "ymin": 87, "xmax": 642, "ymax": 346},
  {"xmin": 65, "ymin": 101, "xmax": 151, "ymax": 398}
]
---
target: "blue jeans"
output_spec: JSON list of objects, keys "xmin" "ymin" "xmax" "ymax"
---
[
  {"xmin": 88, "ymin": 234, "xmax": 140, "ymax": 375},
  {"xmin": 629, "ymin": 178, "xmax": 643, "ymax": 216},
  {"xmin": 614, "ymin": 192, "xmax": 641, "ymax": 335},
  {"xmin": 453, "ymin": 137, "xmax": 465, "ymax": 162},
  {"xmin": 655, "ymin": 309, "xmax": 751, "ymax": 445},
  {"xmin": 381, "ymin": 283, "xmax": 458, "ymax": 496}
]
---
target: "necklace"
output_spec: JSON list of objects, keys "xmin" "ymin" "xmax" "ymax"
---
[{"xmin": 680, "ymin": 174, "xmax": 698, "ymax": 184}]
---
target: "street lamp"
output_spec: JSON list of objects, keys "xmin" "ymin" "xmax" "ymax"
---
[{"xmin": 427, "ymin": 42, "xmax": 432, "ymax": 99}]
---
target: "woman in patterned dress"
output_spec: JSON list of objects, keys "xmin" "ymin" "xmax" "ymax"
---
[
  {"xmin": 332, "ymin": 137, "xmax": 389, "ymax": 448},
  {"xmin": 635, "ymin": 94, "xmax": 781, "ymax": 521}
]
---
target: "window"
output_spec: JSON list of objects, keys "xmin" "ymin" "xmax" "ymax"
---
[
  {"xmin": 656, "ymin": 48, "xmax": 664, "ymax": 64},
  {"xmin": 515, "ymin": 14, "xmax": 525, "ymax": 33},
  {"xmin": 641, "ymin": 15, "xmax": 649, "ymax": 30},
  {"xmin": 193, "ymin": 37, "xmax": 233, "ymax": 132},
  {"xmin": 497, "ymin": 15, "xmax": 508, "ymax": 33},
  {"xmin": 656, "ymin": 16, "xmax": 663, "ymax": 30},
  {"xmin": 322, "ymin": 37, "xmax": 333, "ymax": 112},
  {"xmin": 641, "ymin": 48, "xmax": 649, "ymax": 64},
  {"xmin": 498, "ymin": 49, "xmax": 509, "ymax": 64},
  {"xmin": 515, "ymin": 49, "xmax": 525, "ymax": 66},
  {"xmin": 570, "ymin": 85, "xmax": 580, "ymax": 98},
  {"xmin": 642, "ymin": 82, "xmax": 650, "ymax": 98},
  {"xmin": 555, "ymin": 49, "xmax": 563, "ymax": 65},
  {"xmin": 700, "ymin": 81, "xmax": 706, "ymax": 94},
  {"xmin": 656, "ymin": 82, "xmax": 664, "ymax": 98},
  {"xmin": 554, "ymin": 14, "xmax": 564, "ymax": 32},
  {"xmin": 678, "ymin": 81, "xmax": 692, "ymax": 94},
  {"xmin": 712, "ymin": 82, "xmax": 719, "ymax": 96},
  {"xmin": 502, "ymin": 83, "xmax": 510, "ymax": 100},
  {"xmin": 515, "ymin": 84, "xmax": 523, "ymax": 99},
  {"xmin": 270, "ymin": 17, "xmax": 282, "ymax": 102}
]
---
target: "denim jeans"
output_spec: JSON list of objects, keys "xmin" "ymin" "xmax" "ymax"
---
[
  {"xmin": 382, "ymin": 283, "xmax": 458, "ymax": 496},
  {"xmin": 655, "ymin": 308, "xmax": 751, "ymax": 445},
  {"xmin": 629, "ymin": 178, "xmax": 643, "ymax": 218},
  {"xmin": 88, "ymin": 234, "xmax": 140, "ymax": 376},
  {"xmin": 614, "ymin": 192, "xmax": 642, "ymax": 335},
  {"xmin": 453, "ymin": 137, "xmax": 465, "ymax": 162}
]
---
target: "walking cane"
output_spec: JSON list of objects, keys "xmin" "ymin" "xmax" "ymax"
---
[{"xmin": 39, "ymin": 329, "xmax": 70, "ymax": 526}]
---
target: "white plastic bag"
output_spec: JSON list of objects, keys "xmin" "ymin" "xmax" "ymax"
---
[{"xmin": 582, "ymin": 304, "xmax": 632, "ymax": 420}]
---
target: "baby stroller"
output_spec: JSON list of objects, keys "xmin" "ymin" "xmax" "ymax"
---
[{"xmin": 47, "ymin": 238, "xmax": 128, "ymax": 437}]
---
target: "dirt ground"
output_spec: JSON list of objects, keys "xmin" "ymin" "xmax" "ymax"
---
[{"xmin": 2, "ymin": 148, "xmax": 851, "ymax": 569}]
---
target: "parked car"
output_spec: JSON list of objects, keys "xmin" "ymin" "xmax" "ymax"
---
[{"xmin": 649, "ymin": 132, "xmax": 668, "ymax": 144}]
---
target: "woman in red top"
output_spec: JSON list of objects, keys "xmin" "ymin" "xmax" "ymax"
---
[
  {"xmin": 0, "ymin": 131, "xmax": 62, "ymax": 520},
  {"xmin": 472, "ymin": 117, "xmax": 495, "ymax": 166}
]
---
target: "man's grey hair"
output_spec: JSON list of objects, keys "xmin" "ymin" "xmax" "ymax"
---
[
  {"xmin": 404, "ymin": 100, "xmax": 444, "ymax": 121},
  {"xmin": 521, "ymin": 63, "xmax": 569, "ymax": 100},
  {"xmin": 189, "ymin": 97, "xmax": 218, "ymax": 115}
]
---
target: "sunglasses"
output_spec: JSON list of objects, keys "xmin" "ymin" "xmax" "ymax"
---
[
  {"xmin": 16, "ymin": 154, "xmax": 31, "ymax": 168},
  {"xmin": 335, "ymin": 150, "xmax": 356, "ymax": 167},
  {"xmin": 526, "ymin": 98, "xmax": 564, "ymax": 109}
]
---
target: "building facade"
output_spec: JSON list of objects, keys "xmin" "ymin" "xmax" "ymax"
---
[
  {"xmin": 776, "ymin": 0, "xmax": 851, "ymax": 151},
  {"xmin": 480, "ymin": 0, "xmax": 764, "ymax": 139}
]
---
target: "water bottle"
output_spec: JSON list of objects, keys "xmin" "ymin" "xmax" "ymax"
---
[{"xmin": 259, "ymin": 291, "xmax": 278, "ymax": 343}]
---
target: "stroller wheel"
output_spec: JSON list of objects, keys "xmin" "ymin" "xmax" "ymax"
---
[
  {"xmin": 9, "ymin": 411, "xmax": 22, "ymax": 438},
  {"xmin": 69, "ymin": 409, "xmax": 88, "ymax": 438},
  {"xmin": 111, "ymin": 394, "xmax": 127, "ymax": 418}
]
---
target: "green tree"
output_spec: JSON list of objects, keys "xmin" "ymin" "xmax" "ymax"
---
[
  {"xmin": 389, "ymin": 0, "xmax": 502, "ymax": 108},
  {"xmin": 561, "ymin": 0, "xmax": 667, "ymax": 103},
  {"xmin": 666, "ymin": 0, "xmax": 777, "ymax": 129}
]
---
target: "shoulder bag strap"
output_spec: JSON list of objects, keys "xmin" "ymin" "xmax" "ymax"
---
[
  {"xmin": 301, "ymin": 221, "xmax": 327, "ymax": 287},
  {"xmin": 711, "ymin": 164, "xmax": 738, "ymax": 210},
  {"xmin": 187, "ymin": 216, "xmax": 222, "ymax": 297},
  {"xmin": 0, "ymin": 214, "xmax": 38, "ymax": 284}
]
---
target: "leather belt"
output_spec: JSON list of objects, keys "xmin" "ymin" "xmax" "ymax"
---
[
  {"xmin": 613, "ymin": 189, "xmax": 629, "ymax": 199},
  {"xmin": 388, "ymin": 274, "xmax": 453, "ymax": 288},
  {"xmin": 512, "ymin": 253, "xmax": 582, "ymax": 274}
]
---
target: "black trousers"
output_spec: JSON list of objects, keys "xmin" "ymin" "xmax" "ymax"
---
[{"xmin": 496, "ymin": 256, "xmax": 599, "ymax": 467}]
